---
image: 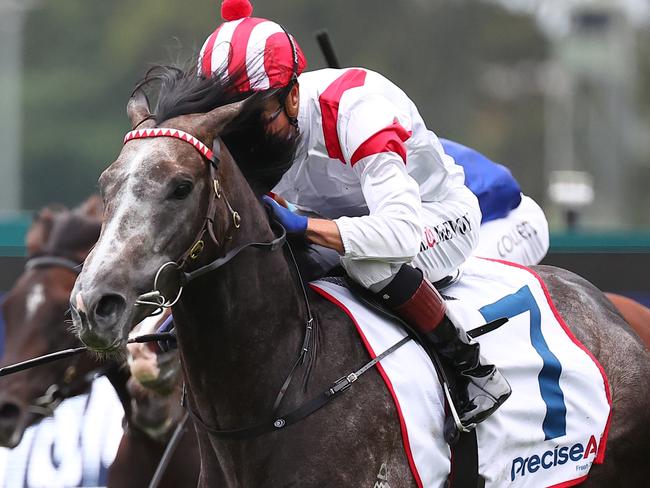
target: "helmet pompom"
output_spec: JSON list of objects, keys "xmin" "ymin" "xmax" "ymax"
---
[{"xmin": 221, "ymin": 0, "xmax": 253, "ymax": 21}]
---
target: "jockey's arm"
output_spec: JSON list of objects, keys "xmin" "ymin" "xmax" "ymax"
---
[
  {"xmin": 305, "ymin": 95, "xmax": 423, "ymax": 264},
  {"xmin": 304, "ymin": 153, "xmax": 423, "ymax": 264},
  {"xmin": 305, "ymin": 218, "xmax": 345, "ymax": 255},
  {"xmin": 333, "ymin": 155, "xmax": 423, "ymax": 262}
]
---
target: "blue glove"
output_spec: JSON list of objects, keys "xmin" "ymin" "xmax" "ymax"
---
[{"xmin": 262, "ymin": 195, "xmax": 308, "ymax": 234}]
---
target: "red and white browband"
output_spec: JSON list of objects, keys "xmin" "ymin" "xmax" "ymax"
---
[{"xmin": 123, "ymin": 128, "xmax": 215, "ymax": 162}]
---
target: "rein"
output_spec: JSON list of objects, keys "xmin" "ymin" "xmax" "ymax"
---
[{"xmin": 0, "ymin": 333, "xmax": 178, "ymax": 379}]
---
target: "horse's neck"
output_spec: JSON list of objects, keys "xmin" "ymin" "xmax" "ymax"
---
[{"xmin": 175, "ymin": 186, "xmax": 307, "ymax": 431}]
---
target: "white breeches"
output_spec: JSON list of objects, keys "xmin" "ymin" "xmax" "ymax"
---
[
  {"xmin": 472, "ymin": 195, "xmax": 549, "ymax": 266},
  {"xmin": 341, "ymin": 185, "xmax": 481, "ymax": 289}
]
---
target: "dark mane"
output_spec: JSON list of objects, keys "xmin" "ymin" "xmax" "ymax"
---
[
  {"xmin": 134, "ymin": 62, "xmax": 300, "ymax": 195},
  {"xmin": 134, "ymin": 63, "xmax": 245, "ymax": 123}
]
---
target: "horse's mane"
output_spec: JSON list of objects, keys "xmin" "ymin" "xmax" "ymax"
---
[
  {"xmin": 134, "ymin": 61, "xmax": 300, "ymax": 194},
  {"xmin": 135, "ymin": 63, "xmax": 247, "ymax": 124}
]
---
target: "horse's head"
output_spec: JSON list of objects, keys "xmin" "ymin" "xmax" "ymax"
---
[
  {"xmin": 69, "ymin": 82, "xmax": 252, "ymax": 352},
  {"xmin": 0, "ymin": 197, "xmax": 102, "ymax": 447}
]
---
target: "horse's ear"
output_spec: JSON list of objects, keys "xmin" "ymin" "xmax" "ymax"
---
[
  {"xmin": 76, "ymin": 194, "xmax": 103, "ymax": 220},
  {"xmin": 127, "ymin": 90, "xmax": 154, "ymax": 129},
  {"xmin": 198, "ymin": 98, "xmax": 249, "ymax": 141},
  {"xmin": 26, "ymin": 206, "xmax": 65, "ymax": 256}
]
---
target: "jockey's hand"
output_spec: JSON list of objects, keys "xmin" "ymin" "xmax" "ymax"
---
[{"xmin": 262, "ymin": 195, "xmax": 308, "ymax": 234}]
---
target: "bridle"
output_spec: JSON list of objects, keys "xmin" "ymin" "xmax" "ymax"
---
[
  {"xmin": 124, "ymin": 127, "xmax": 284, "ymax": 315},
  {"xmin": 124, "ymin": 124, "xmax": 411, "ymax": 441}
]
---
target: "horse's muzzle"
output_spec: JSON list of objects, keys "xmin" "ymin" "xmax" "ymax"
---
[{"xmin": 70, "ymin": 292, "xmax": 128, "ymax": 352}]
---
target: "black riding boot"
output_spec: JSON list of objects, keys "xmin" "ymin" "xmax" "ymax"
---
[
  {"xmin": 376, "ymin": 265, "xmax": 511, "ymax": 429},
  {"xmin": 422, "ymin": 313, "xmax": 511, "ymax": 426}
]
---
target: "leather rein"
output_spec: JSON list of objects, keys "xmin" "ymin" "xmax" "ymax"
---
[{"xmin": 126, "ymin": 126, "xmax": 411, "ymax": 440}]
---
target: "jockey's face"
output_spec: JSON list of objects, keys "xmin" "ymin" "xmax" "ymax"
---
[{"xmin": 262, "ymin": 83, "xmax": 300, "ymax": 138}]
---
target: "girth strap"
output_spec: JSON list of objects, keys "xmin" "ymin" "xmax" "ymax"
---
[
  {"xmin": 183, "ymin": 336, "xmax": 411, "ymax": 439},
  {"xmin": 450, "ymin": 430, "xmax": 483, "ymax": 488}
]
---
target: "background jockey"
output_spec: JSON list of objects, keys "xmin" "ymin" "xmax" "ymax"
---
[
  {"xmin": 440, "ymin": 139, "xmax": 550, "ymax": 266},
  {"xmin": 199, "ymin": 0, "xmax": 511, "ymax": 430}
]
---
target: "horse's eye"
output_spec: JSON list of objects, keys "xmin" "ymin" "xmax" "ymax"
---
[{"xmin": 172, "ymin": 182, "xmax": 193, "ymax": 200}]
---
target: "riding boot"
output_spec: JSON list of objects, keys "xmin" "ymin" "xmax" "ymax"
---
[{"xmin": 376, "ymin": 265, "xmax": 511, "ymax": 429}]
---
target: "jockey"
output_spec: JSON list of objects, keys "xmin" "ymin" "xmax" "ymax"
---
[
  {"xmin": 199, "ymin": 0, "xmax": 511, "ymax": 429},
  {"xmin": 440, "ymin": 139, "xmax": 550, "ymax": 266}
]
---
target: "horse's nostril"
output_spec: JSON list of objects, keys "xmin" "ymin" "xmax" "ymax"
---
[
  {"xmin": 0, "ymin": 402, "xmax": 21, "ymax": 422},
  {"xmin": 95, "ymin": 294, "xmax": 126, "ymax": 319}
]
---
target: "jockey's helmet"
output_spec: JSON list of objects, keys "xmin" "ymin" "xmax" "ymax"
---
[{"xmin": 198, "ymin": 0, "xmax": 307, "ymax": 94}]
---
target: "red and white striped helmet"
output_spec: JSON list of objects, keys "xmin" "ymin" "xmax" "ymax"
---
[{"xmin": 198, "ymin": 0, "xmax": 307, "ymax": 93}]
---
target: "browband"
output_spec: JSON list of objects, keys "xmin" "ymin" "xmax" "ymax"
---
[{"xmin": 124, "ymin": 128, "xmax": 215, "ymax": 163}]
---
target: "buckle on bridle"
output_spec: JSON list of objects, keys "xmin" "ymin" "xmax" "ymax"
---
[
  {"xmin": 189, "ymin": 240, "xmax": 205, "ymax": 260},
  {"xmin": 232, "ymin": 212, "xmax": 241, "ymax": 229}
]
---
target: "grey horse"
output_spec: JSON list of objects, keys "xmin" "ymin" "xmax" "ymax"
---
[{"xmin": 69, "ymin": 65, "xmax": 650, "ymax": 487}]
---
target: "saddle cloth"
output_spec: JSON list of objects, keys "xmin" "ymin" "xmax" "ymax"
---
[{"xmin": 310, "ymin": 257, "xmax": 611, "ymax": 488}]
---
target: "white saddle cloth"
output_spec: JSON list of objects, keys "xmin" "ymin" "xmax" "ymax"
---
[{"xmin": 310, "ymin": 256, "xmax": 611, "ymax": 488}]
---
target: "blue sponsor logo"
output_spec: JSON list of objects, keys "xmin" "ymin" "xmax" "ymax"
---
[{"xmin": 510, "ymin": 435, "xmax": 598, "ymax": 481}]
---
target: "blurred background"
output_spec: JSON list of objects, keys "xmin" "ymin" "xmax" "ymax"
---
[{"xmin": 0, "ymin": 0, "xmax": 648, "ymax": 295}]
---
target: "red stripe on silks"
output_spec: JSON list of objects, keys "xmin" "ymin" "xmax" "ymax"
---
[
  {"xmin": 264, "ymin": 32, "xmax": 296, "ymax": 89},
  {"xmin": 350, "ymin": 118, "xmax": 412, "ymax": 166},
  {"xmin": 228, "ymin": 17, "xmax": 265, "ymax": 92},
  {"xmin": 309, "ymin": 284, "xmax": 425, "ymax": 488},
  {"xmin": 478, "ymin": 257, "xmax": 613, "ymax": 466},
  {"xmin": 319, "ymin": 69, "xmax": 367, "ymax": 164},
  {"xmin": 201, "ymin": 27, "xmax": 222, "ymax": 77}
]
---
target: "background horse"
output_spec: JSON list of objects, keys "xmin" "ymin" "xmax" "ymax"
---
[
  {"xmin": 69, "ymin": 66, "xmax": 650, "ymax": 487},
  {"xmin": 0, "ymin": 197, "xmax": 199, "ymax": 487},
  {"xmin": 0, "ymin": 197, "xmax": 108, "ymax": 448}
]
